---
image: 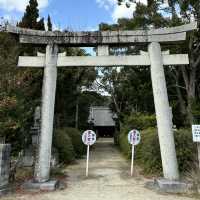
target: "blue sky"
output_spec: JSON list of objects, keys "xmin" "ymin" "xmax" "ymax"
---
[{"xmin": 0, "ymin": 0, "xmax": 148, "ymax": 31}]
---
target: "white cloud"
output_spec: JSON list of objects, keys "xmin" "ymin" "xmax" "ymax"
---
[
  {"xmin": 96, "ymin": 0, "xmax": 147, "ymax": 22},
  {"xmin": 0, "ymin": 0, "xmax": 49, "ymax": 12},
  {"xmin": 96, "ymin": 0, "xmax": 114, "ymax": 10},
  {"xmin": 112, "ymin": 3, "xmax": 136, "ymax": 22}
]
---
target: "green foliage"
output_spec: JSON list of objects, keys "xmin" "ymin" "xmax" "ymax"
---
[
  {"xmin": 53, "ymin": 127, "xmax": 87, "ymax": 164},
  {"xmin": 19, "ymin": 0, "xmax": 45, "ymax": 30},
  {"xmin": 0, "ymin": 32, "xmax": 42, "ymax": 153},
  {"xmin": 0, "ymin": 0, "xmax": 46, "ymax": 154},
  {"xmin": 119, "ymin": 133, "xmax": 131, "ymax": 159},
  {"xmin": 135, "ymin": 128, "xmax": 162, "ymax": 175},
  {"xmin": 47, "ymin": 15, "xmax": 53, "ymax": 31},
  {"xmin": 123, "ymin": 113, "xmax": 156, "ymax": 130},
  {"xmin": 118, "ymin": 127, "xmax": 197, "ymax": 175},
  {"xmin": 98, "ymin": 65, "xmax": 155, "ymax": 122},
  {"xmin": 55, "ymin": 65, "xmax": 97, "ymax": 129},
  {"xmin": 174, "ymin": 129, "xmax": 197, "ymax": 172},
  {"xmin": 185, "ymin": 163, "xmax": 200, "ymax": 195},
  {"xmin": 0, "ymin": 0, "xmax": 99, "ymax": 156},
  {"xmin": 54, "ymin": 47, "xmax": 97, "ymax": 130},
  {"xmin": 101, "ymin": 0, "xmax": 200, "ymax": 128},
  {"xmin": 119, "ymin": 127, "xmax": 162, "ymax": 174},
  {"xmin": 191, "ymin": 99, "xmax": 200, "ymax": 121},
  {"xmin": 37, "ymin": 17, "xmax": 45, "ymax": 30},
  {"xmin": 54, "ymin": 128, "xmax": 76, "ymax": 164},
  {"xmin": 61, "ymin": 127, "xmax": 86, "ymax": 158}
]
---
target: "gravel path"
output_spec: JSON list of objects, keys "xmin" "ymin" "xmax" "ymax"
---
[{"xmin": 1, "ymin": 138, "xmax": 197, "ymax": 200}]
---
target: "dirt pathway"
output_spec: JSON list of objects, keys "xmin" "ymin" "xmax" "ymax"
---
[{"xmin": 1, "ymin": 138, "xmax": 197, "ymax": 200}]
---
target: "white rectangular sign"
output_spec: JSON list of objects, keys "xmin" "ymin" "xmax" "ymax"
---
[{"xmin": 192, "ymin": 125, "xmax": 200, "ymax": 142}]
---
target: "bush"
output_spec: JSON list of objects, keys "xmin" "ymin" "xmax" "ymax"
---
[
  {"xmin": 61, "ymin": 127, "xmax": 86, "ymax": 158},
  {"xmin": 119, "ymin": 132, "xmax": 131, "ymax": 159},
  {"xmin": 185, "ymin": 163, "xmax": 200, "ymax": 194},
  {"xmin": 119, "ymin": 127, "xmax": 162, "ymax": 174},
  {"xmin": 54, "ymin": 129, "xmax": 75, "ymax": 164},
  {"xmin": 118, "ymin": 127, "xmax": 197, "ymax": 175},
  {"xmin": 136, "ymin": 128, "xmax": 162, "ymax": 174},
  {"xmin": 174, "ymin": 128, "xmax": 197, "ymax": 172},
  {"xmin": 123, "ymin": 113, "xmax": 156, "ymax": 130}
]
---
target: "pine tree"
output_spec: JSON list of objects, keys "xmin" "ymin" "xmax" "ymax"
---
[
  {"xmin": 18, "ymin": 0, "xmax": 44, "ymax": 30},
  {"xmin": 37, "ymin": 17, "xmax": 45, "ymax": 30},
  {"xmin": 47, "ymin": 15, "xmax": 53, "ymax": 31}
]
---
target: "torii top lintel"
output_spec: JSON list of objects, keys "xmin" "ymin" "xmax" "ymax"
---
[{"xmin": 6, "ymin": 22, "xmax": 197, "ymax": 46}]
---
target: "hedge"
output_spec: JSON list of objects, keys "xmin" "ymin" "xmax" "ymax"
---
[
  {"xmin": 119, "ymin": 128, "xmax": 197, "ymax": 175},
  {"xmin": 61, "ymin": 127, "xmax": 86, "ymax": 158},
  {"xmin": 54, "ymin": 128, "xmax": 75, "ymax": 164},
  {"xmin": 53, "ymin": 127, "xmax": 86, "ymax": 163},
  {"xmin": 123, "ymin": 113, "xmax": 156, "ymax": 130}
]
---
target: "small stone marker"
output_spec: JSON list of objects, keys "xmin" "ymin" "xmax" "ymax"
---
[
  {"xmin": 192, "ymin": 125, "xmax": 200, "ymax": 169},
  {"xmin": 82, "ymin": 130, "xmax": 96, "ymax": 177},
  {"xmin": 128, "ymin": 130, "xmax": 141, "ymax": 176}
]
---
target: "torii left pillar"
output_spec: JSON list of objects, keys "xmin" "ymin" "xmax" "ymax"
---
[{"xmin": 34, "ymin": 44, "xmax": 58, "ymax": 183}]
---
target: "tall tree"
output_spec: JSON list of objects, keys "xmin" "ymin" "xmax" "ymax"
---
[
  {"xmin": 0, "ymin": 32, "xmax": 43, "ymax": 151},
  {"xmin": 47, "ymin": 15, "xmax": 53, "ymax": 31},
  {"xmin": 102, "ymin": 0, "xmax": 200, "ymax": 127},
  {"xmin": 18, "ymin": 0, "xmax": 44, "ymax": 30},
  {"xmin": 37, "ymin": 17, "xmax": 45, "ymax": 30},
  {"xmin": 169, "ymin": 0, "xmax": 200, "ymax": 124},
  {"xmin": 54, "ymin": 47, "xmax": 97, "ymax": 129}
]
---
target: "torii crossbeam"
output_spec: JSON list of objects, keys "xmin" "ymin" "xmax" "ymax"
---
[{"xmin": 18, "ymin": 54, "xmax": 189, "ymax": 67}]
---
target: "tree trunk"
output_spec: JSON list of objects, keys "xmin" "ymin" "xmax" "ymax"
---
[
  {"xmin": 75, "ymin": 98, "xmax": 79, "ymax": 129},
  {"xmin": 172, "ymin": 68, "xmax": 188, "ymax": 123},
  {"xmin": 181, "ymin": 31, "xmax": 200, "ymax": 125},
  {"xmin": 175, "ymin": 84, "xmax": 187, "ymax": 117},
  {"xmin": 181, "ymin": 62, "xmax": 197, "ymax": 125},
  {"xmin": 187, "ymin": 83, "xmax": 196, "ymax": 124}
]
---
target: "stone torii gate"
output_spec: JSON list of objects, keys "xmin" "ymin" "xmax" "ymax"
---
[{"xmin": 6, "ymin": 23, "xmax": 197, "ymax": 186}]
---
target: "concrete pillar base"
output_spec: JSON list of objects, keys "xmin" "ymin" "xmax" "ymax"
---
[
  {"xmin": 21, "ymin": 179, "xmax": 59, "ymax": 191},
  {"xmin": 145, "ymin": 178, "xmax": 192, "ymax": 194}
]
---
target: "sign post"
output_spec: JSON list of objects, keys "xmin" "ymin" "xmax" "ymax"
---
[
  {"xmin": 82, "ymin": 130, "xmax": 96, "ymax": 177},
  {"xmin": 86, "ymin": 145, "xmax": 90, "ymax": 177},
  {"xmin": 192, "ymin": 125, "xmax": 200, "ymax": 169},
  {"xmin": 128, "ymin": 129, "xmax": 141, "ymax": 176},
  {"xmin": 130, "ymin": 143, "xmax": 135, "ymax": 177}
]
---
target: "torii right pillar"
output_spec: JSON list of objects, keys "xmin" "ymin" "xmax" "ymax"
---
[{"xmin": 148, "ymin": 42, "xmax": 179, "ymax": 180}]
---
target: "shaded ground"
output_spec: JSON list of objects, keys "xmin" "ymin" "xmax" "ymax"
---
[{"xmin": 1, "ymin": 138, "xmax": 198, "ymax": 200}]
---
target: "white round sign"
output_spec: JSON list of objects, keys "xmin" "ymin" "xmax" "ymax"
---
[
  {"xmin": 128, "ymin": 129, "xmax": 141, "ymax": 145},
  {"xmin": 82, "ymin": 130, "xmax": 96, "ymax": 146}
]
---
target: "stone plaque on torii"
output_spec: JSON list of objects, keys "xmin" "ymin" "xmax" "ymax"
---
[{"xmin": 4, "ymin": 22, "xmax": 197, "ymax": 186}]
